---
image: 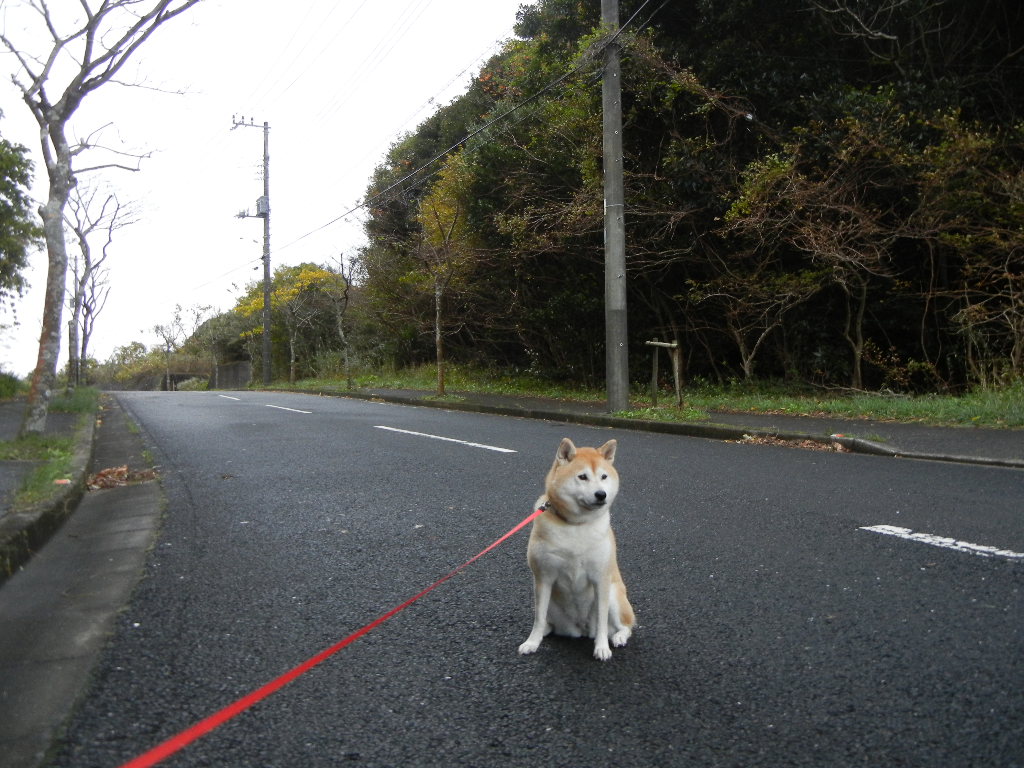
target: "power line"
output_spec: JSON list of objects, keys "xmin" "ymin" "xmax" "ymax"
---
[
  {"xmin": 311, "ymin": 0, "xmax": 437, "ymax": 125},
  {"xmin": 191, "ymin": 257, "xmax": 264, "ymax": 292},
  {"xmin": 243, "ymin": 0, "xmax": 374, "ymax": 115},
  {"xmin": 277, "ymin": 0, "xmax": 660, "ymax": 253},
  {"xmin": 325, "ymin": 36, "xmax": 509, "ymax": 192},
  {"xmin": 261, "ymin": 0, "xmax": 375, "ymax": 111}
]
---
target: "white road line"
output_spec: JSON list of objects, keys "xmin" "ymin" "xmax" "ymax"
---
[
  {"xmin": 218, "ymin": 395, "xmax": 241, "ymax": 401},
  {"xmin": 266, "ymin": 404, "xmax": 312, "ymax": 414},
  {"xmin": 374, "ymin": 425, "xmax": 516, "ymax": 453},
  {"xmin": 860, "ymin": 525, "xmax": 1024, "ymax": 561}
]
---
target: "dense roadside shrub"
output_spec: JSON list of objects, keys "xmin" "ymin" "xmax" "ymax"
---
[{"xmin": 0, "ymin": 370, "xmax": 22, "ymax": 398}]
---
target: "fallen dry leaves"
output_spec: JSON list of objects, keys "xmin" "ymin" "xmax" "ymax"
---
[
  {"xmin": 730, "ymin": 434, "xmax": 850, "ymax": 453},
  {"xmin": 87, "ymin": 465, "xmax": 159, "ymax": 490}
]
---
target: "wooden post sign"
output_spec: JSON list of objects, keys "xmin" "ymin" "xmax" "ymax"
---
[{"xmin": 644, "ymin": 339, "xmax": 683, "ymax": 407}]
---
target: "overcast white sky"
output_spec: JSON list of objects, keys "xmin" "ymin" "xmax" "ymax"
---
[{"xmin": 0, "ymin": 0, "xmax": 532, "ymax": 377}]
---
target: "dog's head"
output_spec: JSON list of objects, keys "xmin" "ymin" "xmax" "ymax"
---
[{"xmin": 545, "ymin": 437, "xmax": 619, "ymax": 517}]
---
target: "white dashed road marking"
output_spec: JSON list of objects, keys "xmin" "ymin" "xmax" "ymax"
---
[
  {"xmin": 860, "ymin": 525, "xmax": 1024, "ymax": 561},
  {"xmin": 266, "ymin": 405, "xmax": 312, "ymax": 414},
  {"xmin": 375, "ymin": 425, "xmax": 516, "ymax": 453}
]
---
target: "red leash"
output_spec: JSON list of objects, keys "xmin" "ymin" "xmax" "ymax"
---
[{"xmin": 118, "ymin": 507, "xmax": 545, "ymax": 768}]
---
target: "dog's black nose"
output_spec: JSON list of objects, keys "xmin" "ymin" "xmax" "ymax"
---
[{"xmin": 595, "ymin": 490, "xmax": 606, "ymax": 501}]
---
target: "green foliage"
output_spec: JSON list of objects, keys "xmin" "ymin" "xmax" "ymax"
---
[
  {"xmin": 287, "ymin": 363, "xmax": 609, "ymax": 401},
  {"xmin": 284, "ymin": 365, "xmax": 1024, "ymax": 428},
  {"xmin": 229, "ymin": 262, "xmax": 351, "ymax": 382},
  {"xmin": 77, "ymin": 0, "xmax": 1017, "ymax": 396},
  {"xmin": 617, "ymin": 405, "xmax": 709, "ymax": 422},
  {"xmin": 0, "ymin": 433, "xmax": 70, "ymax": 462},
  {"xmin": 0, "ymin": 370, "xmax": 23, "ymax": 399},
  {"xmin": 176, "ymin": 377, "xmax": 208, "ymax": 391},
  {"xmin": 0, "ymin": 387, "xmax": 97, "ymax": 506},
  {"xmin": 0, "ymin": 126, "xmax": 42, "ymax": 310},
  {"xmin": 683, "ymin": 378, "xmax": 1024, "ymax": 428},
  {"xmin": 49, "ymin": 386, "xmax": 99, "ymax": 414}
]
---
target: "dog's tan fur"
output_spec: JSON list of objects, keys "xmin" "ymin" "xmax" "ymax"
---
[{"xmin": 518, "ymin": 437, "xmax": 635, "ymax": 661}]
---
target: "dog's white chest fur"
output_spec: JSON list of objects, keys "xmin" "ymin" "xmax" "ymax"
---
[
  {"xmin": 518, "ymin": 438, "xmax": 635, "ymax": 661},
  {"xmin": 532, "ymin": 518, "xmax": 613, "ymax": 634}
]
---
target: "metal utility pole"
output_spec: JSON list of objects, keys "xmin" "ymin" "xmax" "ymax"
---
[
  {"xmin": 602, "ymin": 0, "xmax": 629, "ymax": 412},
  {"xmin": 232, "ymin": 116, "xmax": 272, "ymax": 386}
]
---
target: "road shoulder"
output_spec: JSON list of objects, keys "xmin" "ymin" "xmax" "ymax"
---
[{"xmin": 0, "ymin": 397, "xmax": 163, "ymax": 768}]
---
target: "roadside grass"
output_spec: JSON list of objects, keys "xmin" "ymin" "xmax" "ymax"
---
[
  {"xmin": 0, "ymin": 371, "xmax": 23, "ymax": 399},
  {"xmin": 0, "ymin": 388, "xmax": 99, "ymax": 506},
  {"xmin": 682, "ymin": 379, "xmax": 1024, "ymax": 427},
  {"xmin": 50, "ymin": 386, "xmax": 101, "ymax": 416},
  {"xmin": 283, "ymin": 367, "xmax": 608, "ymax": 402},
  {"xmin": 282, "ymin": 366, "xmax": 1023, "ymax": 428},
  {"xmin": 4, "ymin": 435, "xmax": 75, "ymax": 504}
]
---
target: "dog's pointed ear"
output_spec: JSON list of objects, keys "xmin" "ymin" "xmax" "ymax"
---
[
  {"xmin": 598, "ymin": 439, "xmax": 617, "ymax": 463},
  {"xmin": 556, "ymin": 437, "xmax": 576, "ymax": 464}
]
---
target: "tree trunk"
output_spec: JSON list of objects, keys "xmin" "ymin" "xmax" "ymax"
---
[
  {"xmin": 21, "ymin": 179, "xmax": 72, "ymax": 436},
  {"xmin": 80, "ymin": 304, "xmax": 96, "ymax": 384},
  {"xmin": 163, "ymin": 350, "xmax": 172, "ymax": 391},
  {"xmin": 66, "ymin": 317, "xmax": 80, "ymax": 392},
  {"xmin": 435, "ymin": 279, "xmax": 445, "ymax": 396},
  {"xmin": 66, "ymin": 247, "xmax": 88, "ymax": 392},
  {"xmin": 289, "ymin": 327, "xmax": 297, "ymax": 384},
  {"xmin": 335, "ymin": 315, "xmax": 352, "ymax": 390},
  {"xmin": 842, "ymin": 278, "xmax": 868, "ymax": 390}
]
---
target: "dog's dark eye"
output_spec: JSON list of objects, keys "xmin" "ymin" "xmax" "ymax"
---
[
  {"xmin": 601, "ymin": 474, "xmax": 608, "ymax": 480},
  {"xmin": 577, "ymin": 473, "xmax": 588, "ymax": 481}
]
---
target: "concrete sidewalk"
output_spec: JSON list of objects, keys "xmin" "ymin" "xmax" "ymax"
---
[
  {"xmin": 0, "ymin": 396, "xmax": 161, "ymax": 768},
  {"xmin": 0, "ymin": 399, "xmax": 94, "ymax": 583}
]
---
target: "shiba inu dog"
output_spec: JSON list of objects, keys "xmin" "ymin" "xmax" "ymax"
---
[{"xmin": 518, "ymin": 437, "xmax": 635, "ymax": 661}]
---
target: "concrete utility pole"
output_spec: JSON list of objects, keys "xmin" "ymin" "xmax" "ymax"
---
[
  {"xmin": 232, "ymin": 117, "xmax": 272, "ymax": 386},
  {"xmin": 602, "ymin": 0, "xmax": 629, "ymax": 412}
]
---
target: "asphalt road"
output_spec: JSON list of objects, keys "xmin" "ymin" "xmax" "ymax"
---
[{"xmin": 50, "ymin": 391, "xmax": 1023, "ymax": 767}]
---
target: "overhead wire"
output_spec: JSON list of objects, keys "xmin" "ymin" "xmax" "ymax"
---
[
  {"xmin": 327, "ymin": 36, "xmax": 509, "ymax": 189},
  {"xmin": 191, "ymin": 257, "xmax": 266, "ymax": 293},
  {"xmin": 237, "ymin": 2, "xmax": 327, "ymax": 109},
  {"xmin": 277, "ymin": 0, "xmax": 661, "ymax": 254},
  {"xmin": 311, "ymin": 0, "xmax": 437, "ymax": 125},
  {"xmin": 204, "ymin": 5, "xmax": 514, "ymax": 296},
  {"xmin": 264, "ymin": 0, "xmax": 374, "ymax": 110},
  {"xmin": 185, "ymin": 0, "xmax": 664, "ymax": 305}
]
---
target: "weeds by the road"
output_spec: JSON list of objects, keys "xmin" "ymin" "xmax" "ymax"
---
[
  {"xmin": 280, "ymin": 366, "xmax": 1023, "ymax": 428},
  {"xmin": 682, "ymin": 379, "xmax": 1024, "ymax": 427},
  {"xmin": 0, "ymin": 388, "xmax": 99, "ymax": 507},
  {"xmin": 7, "ymin": 436, "xmax": 75, "ymax": 504}
]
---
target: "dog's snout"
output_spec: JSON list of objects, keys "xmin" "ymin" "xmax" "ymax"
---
[{"xmin": 595, "ymin": 489, "xmax": 607, "ymax": 501}]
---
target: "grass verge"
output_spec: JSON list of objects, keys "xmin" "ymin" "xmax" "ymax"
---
[
  {"xmin": 682, "ymin": 380, "xmax": 1024, "ymax": 427},
  {"xmin": 281, "ymin": 366, "xmax": 1022, "ymax": 428},
  {"xmin": 0, "ymin": 388, "xmax": 99, "ymax": 507}
]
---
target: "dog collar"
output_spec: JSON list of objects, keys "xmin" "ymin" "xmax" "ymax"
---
[{"xmin": 540, "ymin": 500, "xmax": 571, "ymax": 524}]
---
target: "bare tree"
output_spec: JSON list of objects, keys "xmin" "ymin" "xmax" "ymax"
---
[
  {"xmin": 1, "ymin": 0, "xmax": 204, "ymax": 435},
  {"xmin": 323, "ymin": 255, "xmax": 354, "ymax": 388},
  {"xmin": 65, "ymin": 187, "xmax": 135, "ymax": 389},
  {"xmin": 688, "ymin": 249, "xmax": 824, "ymax": 381},
  {"xmin": 78, "ymin": 260, "xmax": 110, "ymax": 381},
  {"xmin": 153, "ymin": 305, "xmax": 184, "ymax": 391}
]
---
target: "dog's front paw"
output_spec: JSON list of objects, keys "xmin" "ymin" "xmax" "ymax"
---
[
  {"xmin": 611, "ymin": 628, "xmax": 631, "ymax": 647},
  {"xmin": 518, "ymin": 639, "xmax": 540, "ymax": 655},
  {"xmin": 593, "ymin": 644, "xmax": 612, "ymax": 661}
]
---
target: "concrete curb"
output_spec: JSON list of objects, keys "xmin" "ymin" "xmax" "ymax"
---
[
  {"xmin": 308, "ymin": 388, "xmax": 1024, "ymax": 470},
  {"xmin": 0, "ymin": 413, "xmax": 96, "ymax": 585}
]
